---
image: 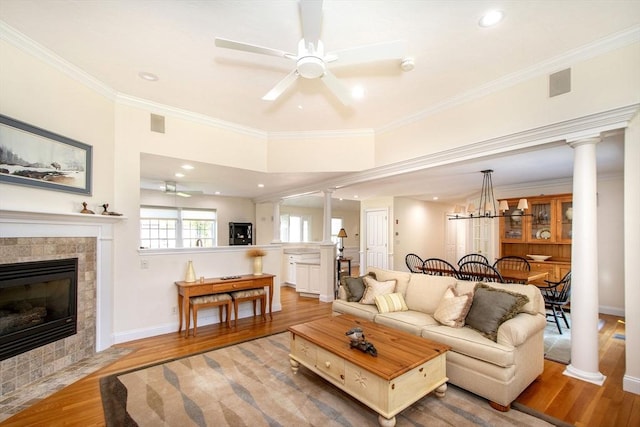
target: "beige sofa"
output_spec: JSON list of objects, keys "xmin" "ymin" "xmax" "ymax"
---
[{"xmin": 332, "ymin": 267, "xmax": 546, "ymax": 411}]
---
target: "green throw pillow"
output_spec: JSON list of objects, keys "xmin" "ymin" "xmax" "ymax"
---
[
  {"xmin": 341, "ymin": 272, "xmax": 376, "ymax": 302},
  {"xmin": 465, "ymin": 283, "xmax": 529, "ymax": 342}
]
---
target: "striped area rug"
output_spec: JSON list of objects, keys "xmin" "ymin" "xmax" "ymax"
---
[{"xmin": 101, "ymin": 332, "xmax": 561, "ymax": 427}]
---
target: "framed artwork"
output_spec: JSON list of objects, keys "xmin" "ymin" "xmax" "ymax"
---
[{"xmin": 0, "ymin": 114, "xmax": 92, "ymax": 195}]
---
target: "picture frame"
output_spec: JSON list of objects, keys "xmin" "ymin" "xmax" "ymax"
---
[{"xmin": 0, "ymin": 114, "xmax": 92, "ymax": 195}]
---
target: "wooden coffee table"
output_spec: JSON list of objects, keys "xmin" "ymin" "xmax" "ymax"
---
[{"xmin": 288, "ymin": 314, "xmax": 450, "ymax": 426}]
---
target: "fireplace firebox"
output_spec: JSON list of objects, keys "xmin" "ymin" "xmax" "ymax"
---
[{"xmin": 0, "ymin": 258, "xmax": 78, "ymax": 361}]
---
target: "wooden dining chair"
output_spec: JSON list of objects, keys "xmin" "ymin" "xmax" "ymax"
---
[
  {"xmin": 538, "ymin": 271, "xmax": 572, "ymax": 334},
  {"xmin": 493, "ymin": 256, "xmax": 530, "ymax": 283},
  {"xmin": 458, "ymin": 260, "xmax": 504, "ymax": 283},
  {"xmin": 422, "ymin": 258, "xmax": 459, "ymax": 278},
  {"xmin": 405, "ymin": 253, "xmax": 425, "ymax": 273},
  {"xmin": 457, "ymin": 253, "xmax": 490, "ymax": 267}
]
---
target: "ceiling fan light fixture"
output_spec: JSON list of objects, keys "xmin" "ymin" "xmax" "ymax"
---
[{"xmin": 297, "ymin": 56, "xmax": 326, "ymax": 79}]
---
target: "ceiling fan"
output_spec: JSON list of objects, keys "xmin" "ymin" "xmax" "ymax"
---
[
  {"xmin": 214, "ymin": 0, "xmax": 413, "ymax": 105},
  {"xmin": 164, "ymin": 181, "xmax": 202, "ymax": 198}
]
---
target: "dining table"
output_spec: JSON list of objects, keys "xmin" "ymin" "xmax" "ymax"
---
[
  {"xmin": 420, "ymin": 265, "xmax": 548, "ymax": 284},
  {"xmin": 497, "ymin": 269, "xmax": 549, "ymax": 284}
]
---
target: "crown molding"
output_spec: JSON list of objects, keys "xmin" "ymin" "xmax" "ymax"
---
[
  {"xmin": 378, "ymin": 25, "xmax": 640, "ymax": 135},
  {"xmin": 267, "ymin": 128, "xmax": 374, "ymax": 140}
]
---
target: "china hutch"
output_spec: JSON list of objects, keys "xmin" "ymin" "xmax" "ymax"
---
[{"xmin": 499, "ymin": 194, "xmax": 572, "ymax": 283}]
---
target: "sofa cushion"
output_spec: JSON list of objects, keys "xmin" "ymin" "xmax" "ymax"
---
[
  {"xmin": 433, "ymin": 287, "xmax": 473, "ymax": 328},
  {"xmin": 375, "ymin": 311, "xmax": 439, "ymax": 336},
  {"xmin": 331, "ymin": 300, "xmax": 380, "ymax": 321},
  {"xmin": 421, "ymin": 324, "xmax": 517, "ymax": 368},
  {"xmin": 341, "ymin": 272, "xmax": 376, "ymax": 302},
  {"xmin": 360, "ymin": 276, "xmax": 396, "ymax": 305},
  {"xmin": 404, "ymin": 274, "xmax": 457, "ymax": 314},
  {"xmin": 465, "ymin": 283, "xmax": 529, "ymax": 342},
  {"xmin": 456, "ymin": 280, "xmax": 542, "ymax": 316},
  {"xmin": 368, "ymin": 267, "xmax": 411, "ymax": 297},
  {"xmin": 374, "ymin": 293, "xmax": 408, "ymax": 313}
]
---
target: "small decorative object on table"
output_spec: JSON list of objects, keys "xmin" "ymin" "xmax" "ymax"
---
[
  {"xmin": 101, "ymin": 203, "xmax": 123, "ymax": 216},
  {"xmin": 185, "ymin": 260, "xmax": 196, "ymax": 283},
  {"xmin": 246, "ymin": 248, "xmax": 266, "ymax": 276},
  {"xmin": 80, "ymin": 202, "xmax": 94, "ymax": 214},
  {"xmin": 345, "ymin": 327, "xmax": 377, "ymax": 357}
]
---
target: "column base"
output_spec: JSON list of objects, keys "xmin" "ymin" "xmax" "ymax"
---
[{"xmin": 564, "ymin": 364, "xmax": 606, "ymax": 386}]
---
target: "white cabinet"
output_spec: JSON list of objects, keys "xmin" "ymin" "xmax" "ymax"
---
[
  {"xmin": 295, "ymin": 263, "xmax": 320, "ymax": 295},
  {"xmin": 285, "ymin": 252, "xmax": 320, "ymax": 286},
  {"xmin": 286, "ymin": 255, "xmax": 297, "ymax": 285}
]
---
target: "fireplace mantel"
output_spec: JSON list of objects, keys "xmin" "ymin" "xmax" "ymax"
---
[{"xmin": 0, "ymin": 209, "xmax": 127, "ymax": 224}]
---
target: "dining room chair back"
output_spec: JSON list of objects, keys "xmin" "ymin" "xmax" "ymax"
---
[
  {"xmin": 422, "ymin": 258, "xmax": 459, "ymax": 278},
  {"xmin": 493, "ymin": 256, "xmax": 531, "ymax": 283},
  {"xmin": 538, "ymin": 271, "xmax": 572, "ymax": 334},
  {"xmin": 457, "ymin": 253, "xmax": 490, "ymax": 267},
  {"xmin": 458, "ymin": 260, "xmax": 505, "ymax": 283},
  {"xmin": 405, "ymin": 253, "xmax": 425, "ymax": 273}
]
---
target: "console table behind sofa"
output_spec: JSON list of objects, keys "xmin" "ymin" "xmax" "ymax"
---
[{"xmin": 175, "ymin": 274, "xmax": 274, "ymax": 337}]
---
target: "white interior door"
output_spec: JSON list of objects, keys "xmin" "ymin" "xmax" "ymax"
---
[{"xmin": 365, "ymin": 208, "xmax": 388, "ymax": 270}]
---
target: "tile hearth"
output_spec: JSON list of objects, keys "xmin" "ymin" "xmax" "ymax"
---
[{"xmin": 0, "ymin": 346, "xmax": 131, "ymax": 422}]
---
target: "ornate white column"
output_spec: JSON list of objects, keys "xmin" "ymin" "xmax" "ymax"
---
[
  {"xmin": 271, "ymin": 199, "xmax": 282, "ymax": 244},
  {"xmin": 322, "ymin": 189, "xmax": 334, "ymax": 244},
  {"xmin": 565, "ymin": 136, "xmax": 605, "ymax": 385}
]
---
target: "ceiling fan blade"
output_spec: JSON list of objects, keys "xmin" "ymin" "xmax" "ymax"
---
[
  {"xmin": 215, "ymin": 37, "xmax": 296, "ymax": 60},
  {"xmin": 263, "ymin": 70, "xmax": 299, "ymax": 101},
  {"xmin": 328, "ymin": 40, "xmax": 407, "ymax": 67},
  {"xmin": 299, "ymin": 0, "xmax": 323, "ymax": 51},
  {"xmin": 321, "ymin": 70, "xmax": 352, "ymax": 105}
]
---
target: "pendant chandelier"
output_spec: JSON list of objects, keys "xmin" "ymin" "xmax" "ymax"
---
[{"xmin": 449, "ymin": 170, "xmax": 530, "ymax": 220}]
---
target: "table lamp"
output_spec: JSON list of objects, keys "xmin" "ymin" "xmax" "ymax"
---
[{"xmin": 337, "ymin": 228, "xmax": 347, "ymax": 258}]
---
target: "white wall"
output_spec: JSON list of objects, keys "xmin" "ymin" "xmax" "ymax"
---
[
  {"xmin": 392, "ymin": 197, "xmax": 450, "ymax": 271},
  {"xmin": 0, "ymin": 40, "xmax": 115, "ymax": 214}
]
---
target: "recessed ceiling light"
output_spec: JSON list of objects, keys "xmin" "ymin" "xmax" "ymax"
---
[
  {"xmin": 138, "ymin": 71, "xmax": 159, "ymax": 81},
  {"xmin": 214, "ymin": 191, "xmax": 221, "ymax": 195},
  {"xmin": 433, "ymin": 196, "xmax": 439, "ymax": 201},
  {"xmin": 353, "ymin": 195, "xmax": 359, "ymax": 199},
  {"xmin": 175, "ymin": 172, "xmax": 185, "ymax": 178},
  {"xmin": 181, "ymin": 164, "xmax": 194, "ymax": 170},
  {"xmin": 351, "ymin": 85, "xmax": 365, "ymax": 99},
  {"xmin": 258, "ymin": 183, "xmax": 265, "ymax": 188},
  {"xmin": 297, "ymin": 105, "xmax": 303, "ymax": 110},
  {"xmin": 479, "ymin": 10, "xmax": 504, "ymax": 27}
]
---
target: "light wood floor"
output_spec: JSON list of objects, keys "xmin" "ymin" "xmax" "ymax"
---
[{"xmin": 3, "ymin": 286, "xmax": 638, "ymax": 427}]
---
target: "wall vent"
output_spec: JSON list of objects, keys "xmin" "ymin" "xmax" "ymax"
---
[
  {"xmin": 549, "ymin": 68, "xmax": 571, "ymax": 97},
  {"xmin": 150, "ymin": 114, "xmax": 165, "ymax": 133}
]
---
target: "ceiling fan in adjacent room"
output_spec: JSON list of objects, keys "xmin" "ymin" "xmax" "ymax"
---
[
  {"xmin": 163, "ymin": 181, "xmax": 202, "ymax": 198},
  {"xmin": 214, "ymin": 0, "xmax": 414, "ymax": 105}
]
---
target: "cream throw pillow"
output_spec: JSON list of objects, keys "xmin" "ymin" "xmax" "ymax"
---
[
  {"xmin": 360, "ymin": 276, "xmax": 396, "ymax": 305},
  {"xmin": 434, "ymin": 287, "xmax": 473, "ymax": 328},
  {"xmin": 374, "ymin": 292, "xmax": 408, "ymax": 313}
]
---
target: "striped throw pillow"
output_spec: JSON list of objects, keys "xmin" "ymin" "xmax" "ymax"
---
[{"xmin": 374, "ymin": 292, "xmax": 409, "ymax": 313}]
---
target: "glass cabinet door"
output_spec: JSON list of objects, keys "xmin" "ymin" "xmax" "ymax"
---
[
  {"xmin": 529, "ymin": 201, "xmax": 553, "ymax": 242},
  {"xmin": 559, "ymin": 199, "xmax": 573, "ymax": 242},
  {"xmin": 501, "ymin": 204, "xmax": 525, "ymax": 242}
]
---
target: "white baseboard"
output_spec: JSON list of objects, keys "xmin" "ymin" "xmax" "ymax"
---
[
  {"xmin": 623, "ymin": 375, "xmax": 640, "ymax": 395},
  {"xmin": 598, "ymin": 305, "xmax": 625, "ymax": 317},
  {"xmin": 113, "ymin": 303, "xmax": 282, "ymax": 345}
]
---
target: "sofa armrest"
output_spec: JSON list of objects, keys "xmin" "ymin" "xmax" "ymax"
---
[
  {"xmin": 496, "ymin": 313, "xmax": 547, "ymax": 347},
  {"xmin": 337, "ymin": 285, "xmax": 348, "ymax": 301}
]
